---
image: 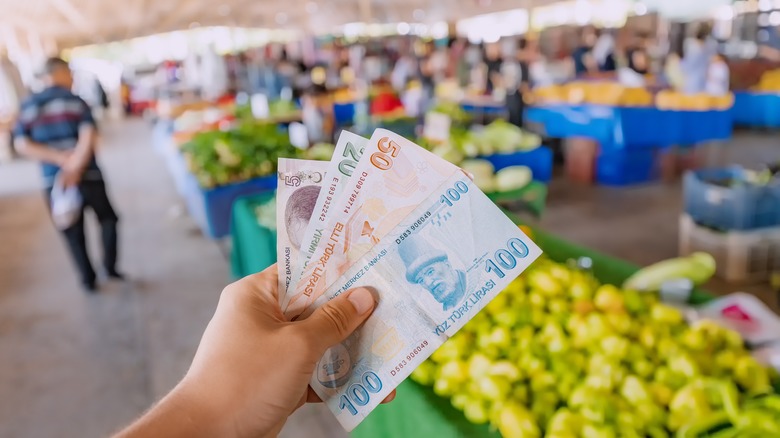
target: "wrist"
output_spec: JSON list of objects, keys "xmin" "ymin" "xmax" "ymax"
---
[{"xmin": 163, "ymin": 379, "xmax": 234, "ymax": 437}]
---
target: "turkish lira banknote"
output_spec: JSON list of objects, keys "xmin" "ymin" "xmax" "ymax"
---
[
  {"xmin": 288, "ymin": 131, "xmax": 368, "ymax": 293},
  {"xmin": 276, "ymin": 158, "xmax": 329, "ymax": 296},
  {"xmin": 281, "ymin": 129, "xmax": 460, "ymax": 320},
  {"xmin": 304, "ymin": 171, "xmax": 542, "ymax": 431}
]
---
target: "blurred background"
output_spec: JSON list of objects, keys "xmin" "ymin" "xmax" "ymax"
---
[{"xmin": 1, "ymin": 0, "xmax": 780, "ymax": 437}]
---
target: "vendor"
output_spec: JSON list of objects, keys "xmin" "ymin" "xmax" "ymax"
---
[
  {"xmin": 572, "ymin": 26, "xmax": 599, "ymax": 77},
  {"xmin": 681, "ymin": 24, "xmax": 716, "ymax": 94},
  {"xmin": 504, "ymin": 38, "xmax": 532, "ymax": 128}
]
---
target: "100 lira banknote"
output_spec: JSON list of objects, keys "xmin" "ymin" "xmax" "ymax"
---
[
  {"xmin": 281, "ymin": 129, "xmax": 460, "ymax": 319},
  {"xmin": 304, "ymin": 171, "xmax": 542, "ymax": 431},
  {"xmin": 288, "ymin": 131, "xmax": 367, "ymax": 293},
  {"xmin": 276, "ymin": 158, "xmax": 329, "ymax": 296}
]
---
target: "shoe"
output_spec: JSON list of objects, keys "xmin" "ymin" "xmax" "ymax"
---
[
  {"xmin": 84, "ymin": 281, "xmax": 99, "ymax": 294},
  {"xmin": 107, "ymin": 270, "xmax": 125, "ymax": 281}
]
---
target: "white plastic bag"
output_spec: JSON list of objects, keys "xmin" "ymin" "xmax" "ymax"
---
[{"xmin": 50, "ymin": 177, "xmax": 82, "ymax": 230}]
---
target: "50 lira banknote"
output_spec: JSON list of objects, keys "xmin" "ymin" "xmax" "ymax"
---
[
  {"xmin": 304, "ymin": 171, "xmax": 542, "ymax": 431},
  {"xmin": 281, "ymin": 129, "xmax": 461, "ymax": 319},
  {"xmin": 276, "ymin": 158, "xmax": 330, "ymax": 296},
  {"xmin": 287, "ymin": 131, "xmax": 367, "ymax": 295}
]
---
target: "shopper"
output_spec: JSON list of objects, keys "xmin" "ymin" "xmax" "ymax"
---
[
  {"xmin": 572, "ymin": 26, "xmax": 599, "ymax": 77},
  {"xmin": 113, "ymin": 265, "xmax": 394, "ymax": 437},
  {"xmin": 484, "ymin": 43, "xmax": 504, "ymax": 94},
  {"xmin": 504, "ymin": 38, "xmax": 532, "ymax": 128},
  {"xmin": 13, "ymin": 57, "xmax": 121, "ymax": 292},
  {"xmin": 681, "ymin": 24, "xmax": 716, "ymax": 94}
]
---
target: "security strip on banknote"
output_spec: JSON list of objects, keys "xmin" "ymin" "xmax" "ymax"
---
[
  {"xmin": 276, "ymin": 159, "xmax": 329, "ymax": 296},
  {"xmin": 304, "ymin": 172, "xmax": 542, "ymax": 431}
]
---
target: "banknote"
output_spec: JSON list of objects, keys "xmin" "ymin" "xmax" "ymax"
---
[
  {"xmin": 289, "ymin": 131, "xmax": 368, "ymax": 291},
  {"xmin": 282, "ymin": 129, "xmax": 461, "ymax": 319},
  {"xmin": 304, "ymin": 171, "xmax": 543, "ymax": 431},
  {"xmin": 276, "ymin": 158, "xmax": 329, "ymax": 296}
]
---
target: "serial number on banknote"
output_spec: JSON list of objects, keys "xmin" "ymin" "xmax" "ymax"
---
[
  {"xmin": 390, "ymin": 340, "xmax": 430, "ymax": 377},
  {"xmin": 394, "ymin": 210, "xmax": 432, "ymax": 244}
]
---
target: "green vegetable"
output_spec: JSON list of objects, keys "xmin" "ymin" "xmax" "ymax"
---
[
  {"xmin": 495, "ymin": 165, "xmax": 532, "ymax": 192},
  {"xmin": 623, "ymin": 252, "xmax": 716, "ymax": 292}
]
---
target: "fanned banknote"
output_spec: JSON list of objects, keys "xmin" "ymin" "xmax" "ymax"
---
[
  {"xmin": 276, "ymin": 158, "xmax": 329, "ymax": 296},
  {"xmin": 305, "ymin": 171, "xmax": 542, "ymax": 431},
  {"xmin": 288, "ymin": 131, "xmax": 368, "ymax": 291},
  {"xmin": 282, "ymin": 129, "xmax": 460, "ymax": 319}
]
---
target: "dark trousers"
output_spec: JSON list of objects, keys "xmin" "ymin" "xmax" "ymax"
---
[
  {"xmin": 506, "ymin": 90, "xmax": 526, "ymax": 129},
  {"xmin": 45, "ymin": 179, "xmax": 119, "ymax": 286}
]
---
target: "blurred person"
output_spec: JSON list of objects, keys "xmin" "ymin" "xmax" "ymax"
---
[
  {"xmin": 114, "ymin": 265, "xmax": 395, "ymax": 438},
  {"xmin": 572, "ymin": 26, "xmax": 599, "ymax": 77},
  {"xmin": 705, "ymin": 53, "xmax": 730, "ymax": 96},
  {"xmin": 503, "ymin": 38, "xmax": 532, "ymax": 128},
  {"xmin": 484, "ymin": 43, "xmax": 504, "ymax": 93},
  {"xmin": 681, "ymin": 24, "xmax": 716, "ymax": 94},
  {"xmin": 625, "ymin": 33, "xmax": 651, "ymax": 75},
  {"xmin": 417, "ymin": 56, "xmax": 436, "ymax": 116},
  {"xmin": 13, "ymin": 57, "xmax": 122, "ymax": 292},
  {"xmin": 593, "ymin": 31, "xmax": 617, "ymax": 72}
]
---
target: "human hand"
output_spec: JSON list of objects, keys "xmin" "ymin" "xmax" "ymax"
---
[{"xmin": 115, "ymin": 264, "xmax": 394, "ymax": 438}]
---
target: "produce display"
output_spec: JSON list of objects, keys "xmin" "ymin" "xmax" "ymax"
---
[
  {"xmin": 419, "ymin": 119, "xmax": 542, "ymax": 166},
  {"xmin": 655, "ymin": 91, "xmax": 734, "ymax": 111},
  {"xmin": 752, "ymin": 69, "xmax": 780, "ymax": 92},
  {"xmin": 181, "ymin": 119, "xmax": 301, "ymax": 188},
  {"xmin": 410, "ymin": 254, "xmax": 780, "ymax": 437},
  {"xmin": 533, "ymin": 83, "xmax": 653, "ymax": 107},
  {"xmin": 461, "ymin": 159, "xmax": 532, "ymax": 194},
  {"xmin": 532, "ymin": 83, "xmax": 733, "ymax": 111}
]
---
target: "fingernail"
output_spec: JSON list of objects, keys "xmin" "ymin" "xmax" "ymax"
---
[{"xmin": 348, "ymin": 288, "xmax": 375, "ymax": 314}]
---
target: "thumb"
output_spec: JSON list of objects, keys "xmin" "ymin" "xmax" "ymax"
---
[{"xmin": 298, "ymin": 287, "xmax": 376, "ymax": 352}]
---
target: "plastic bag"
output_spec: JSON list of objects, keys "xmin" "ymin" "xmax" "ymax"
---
[{"xmin": 50, "ymin": 177, "xmax": 82, "ymax": 230}]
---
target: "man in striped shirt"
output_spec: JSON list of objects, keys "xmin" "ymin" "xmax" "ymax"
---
[{"xmin": 14, "ymin": 57, "xmax": 121, "ymax": 292}]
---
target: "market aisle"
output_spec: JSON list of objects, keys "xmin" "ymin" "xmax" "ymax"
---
[{"xmin": 0, "ymin": 118, "xmax": 345, "ymax": 438}]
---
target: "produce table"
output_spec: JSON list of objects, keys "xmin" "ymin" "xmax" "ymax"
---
[
  {"xmin": 526, "ymin": 104, "xmax": 733, "ymax": 149},
  {"xmin": 732, "ymin": 91, "xmax": 780, "ymax": 128},
  {"xmin": 229, "ymin": 199, "xmax": 726, "ymax": 436}
]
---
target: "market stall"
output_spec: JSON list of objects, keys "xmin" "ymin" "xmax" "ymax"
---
[
  {"xmin": 731, "ymin": 69, "xmax": 780, "ymax": 129},
  {"xmin": 231, "ymin": 196, "xmax": 780, "ymax": 438},
  {"xmin": 526, "ymin": 83, "xmax": 734, "ymax": 186}
]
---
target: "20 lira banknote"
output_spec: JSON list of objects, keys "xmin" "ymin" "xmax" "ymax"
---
[
  {"xmin": 288, "ymin": 131, "xmax": 368, "ymax": 293},
  {"xmin": 282, "ymin": 129, "xmax": 460, "ymax": 319},
  {"xmin": 304, "ymin": 171, "xmax": 542, "ymax": 431},
  {"xmin": 276, "ymin": 158, "xmax": 329, "ymax": 296}
]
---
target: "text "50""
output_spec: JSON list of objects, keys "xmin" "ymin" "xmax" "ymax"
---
[{"xmin": 370, "ymin": 137, "xmax": 400, "ymax": 170}]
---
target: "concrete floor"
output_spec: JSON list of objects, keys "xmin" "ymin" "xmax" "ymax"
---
[{"xmin": 0, "ymin": 119, "xmax": 778, "ymax": 438}]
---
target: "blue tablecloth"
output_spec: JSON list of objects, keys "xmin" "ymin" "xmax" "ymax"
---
[
  {"xmin": 526, "ymin": 104, "xmax": 733, "ymax": 149},
  {"xmin": 733, "ymin": 91, "xmax": 780, "ymax": 128}
]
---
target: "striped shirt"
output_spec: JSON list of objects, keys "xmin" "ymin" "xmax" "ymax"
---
[{"xmin": 14, "ymin": 86, "xmax": 100, "ymax": 187}]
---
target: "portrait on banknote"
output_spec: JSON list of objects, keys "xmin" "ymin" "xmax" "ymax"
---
[
  {"xmin": 284, "ymin": 185, "xmax": 322, "ymax": 251},
  {"xmin": 398, "ymin": 238, "xmax": 471, "ymax": 312}
]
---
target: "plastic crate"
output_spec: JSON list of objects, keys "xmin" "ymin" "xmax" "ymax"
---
[
  {"xmin": 480, "ymin": 147, "xmax": 553, "ymax": 183},
  {"xmin": 679, "ymin": 214, "xmax": 780, "ymax": 283},
  {"xmin": 683, "ymin": 167, "xmax": 780, "ymax": 231},
  {"xmin": 183, "ymin": 174, "xmax": 277, "ymax": 239},
  {"xmin": 333, "ymin": 102, "xmax": 356, "ymax": 126},
  {"xmin": 733, "ymin": 92, "xmax": 780, "ymax": 128},
  {"xmin": 595, "ymin": 148, "xmax": 658, "ymax": 186}
]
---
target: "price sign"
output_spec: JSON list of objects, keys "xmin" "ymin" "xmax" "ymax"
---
[
  {"xmin": 423, "ymin": 112, "xmax": 452, "ymax": 143},
  {"xmin": 251, "ymin": 94, "xmax": 269, "ymax": 119},
  {"xmin": 289, "ymin": 122, "xmax": 309, "ymax": 149}
]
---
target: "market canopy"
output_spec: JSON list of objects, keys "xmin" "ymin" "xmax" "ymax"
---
[
  {"xmin": 0, "ymin": 0, "xmax": 729, "ymax": 51},
  {"xmin": 0, "ymin": 0, "xmax": 549, "ymax": 50}
]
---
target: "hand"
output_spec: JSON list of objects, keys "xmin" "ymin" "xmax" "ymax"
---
[
  {"xmin": 115, "ymin": 264, "xmax": 394, "ymax": 438},
  {"xmin": 59, "ymin": 154, "xmax": 85, "ymax": 188}
]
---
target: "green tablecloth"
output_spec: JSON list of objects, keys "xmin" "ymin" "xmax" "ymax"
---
[
  {"xmin": 230, "ymin": 194, "xmax": 276, "ymax": 279},
  {"xmin": 229, "ymin": 195, "xmax": 712, "ymax": 438}
]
